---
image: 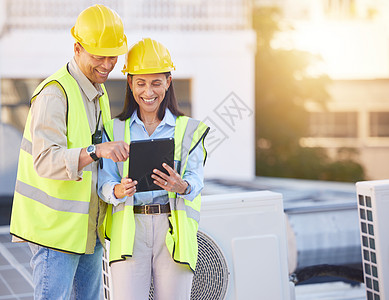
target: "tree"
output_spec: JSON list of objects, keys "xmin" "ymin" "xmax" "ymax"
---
[{"xmin": 253, "ymin": 6, "xmax": 365, "ymax": 182}]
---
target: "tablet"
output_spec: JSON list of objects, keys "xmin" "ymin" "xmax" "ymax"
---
[{"xmin": 129, "ymin": 138, "xmax": 175, "ymax": 192}]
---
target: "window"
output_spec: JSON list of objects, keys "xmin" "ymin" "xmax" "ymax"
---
[
  {"xmin": 309, "ymin": 111, "xmax": 358, "ymax": 138},
  {"xmin": 1, "ymin": 78, "xmax": 40, "ymax": 132},
  {"xmin": 369, "ymin": 112, "xmax": 389, "ymax": 137},
  {"xmin": 323, "ymin": 0, "xmax": 378, "ymax": 20},
  {"xmin": 323, "ymin": 0, "xmax": 356, "ymax": 19},
  {"xmin": 172, "ymin": 79, "xmax": 192, "ymax": 117}
]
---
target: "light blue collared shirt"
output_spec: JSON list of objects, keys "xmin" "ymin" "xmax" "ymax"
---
[{"xmin": 98, "ymin": 109, "xmax": 204, "ymax": 206}]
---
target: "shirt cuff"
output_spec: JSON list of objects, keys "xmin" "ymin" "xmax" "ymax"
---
[
  {"xmin": 65, "ymin": 147, "xmax": 83, "ymax": 180},
  {"xmin": 178, "ymin": 180, "xmax": 197, "ymax": 201},
  {"xmin": 103, "ymin": 182, "xmax": 127, "ymax": 206}
]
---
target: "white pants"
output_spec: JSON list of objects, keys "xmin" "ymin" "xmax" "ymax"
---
[{"xmin": 111, "ymin": 213, "xmax": 194, "ymax": 300}]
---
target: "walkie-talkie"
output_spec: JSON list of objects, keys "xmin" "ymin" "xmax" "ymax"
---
[
  {"xmin": 92, "ymin": 111, "xmax": 103, "ymax": 168},
  {"xmin": 92, "ymin": 110, "xmax": 102, "ymax": 145}
]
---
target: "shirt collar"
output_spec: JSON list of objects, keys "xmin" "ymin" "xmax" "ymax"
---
[
  {"xmin": 68, "ymin": 57, "xmax": 104, "ymax": 102},
  {"xmin": 130, "ymin": 109, "xmax": 177, "ymax": 127}
]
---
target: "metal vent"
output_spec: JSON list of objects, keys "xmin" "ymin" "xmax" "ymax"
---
[
  {"xmin": 358, "ymin": 194, "xmax": 380, "ymax": 300},
  {"xmin": 102, "ymin": 246, "xmax": 112, "ymax": 300},
  {"xmin": 147, "ymin": 231, "xmax": 229, "ymax": 299},
  {"xmin": 190, "ymin": 231, "xmax": 229, "ymax": 299}
]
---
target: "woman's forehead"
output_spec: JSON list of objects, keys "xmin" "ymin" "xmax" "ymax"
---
[{"xmin": 133, "ymin": 73, "xmax": 166, "ymax": 81}]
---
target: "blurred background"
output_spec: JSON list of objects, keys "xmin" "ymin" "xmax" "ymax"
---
[
  {"xmin": 1, "ymin": 0, "xmax": 388, "ymax": 298},
  {"xmin": 1, "ymin": 0, "xmax": 389, "ymax": 211}
]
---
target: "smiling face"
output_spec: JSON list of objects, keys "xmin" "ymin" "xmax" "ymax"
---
[
  {"xmin": 128, "ymin": 73, "xmax": 171, "ymax": 119},
  {"xmin": 74, "ymin": 43, "xmax": 118, "ymax": 84}
]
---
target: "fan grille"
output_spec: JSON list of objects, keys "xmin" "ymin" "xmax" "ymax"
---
[{"xmin": 148, "ymin": 230, "xmax": 229, "ymax": 299}]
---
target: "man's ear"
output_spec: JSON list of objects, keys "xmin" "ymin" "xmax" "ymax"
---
[{"xmin": 74, "ymin": 43, "xmax": 81, "ymax": 56}]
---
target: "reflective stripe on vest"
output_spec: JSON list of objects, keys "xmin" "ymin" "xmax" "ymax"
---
[
  {"xmin": 104, "ymin": 115, "xmax": 209, "ymax": 270},
  {"xmin": 15, "ymin": 180, "xmax": 90, "ymax": 214},
  {"xmin": 10, "ymin": 64, "xmax": 111, "ymax": 254}
]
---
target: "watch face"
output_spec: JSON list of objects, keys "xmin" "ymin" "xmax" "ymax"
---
[{"xmin": 87, "ymin": 145, "xmax": 95, "ymax": 153}]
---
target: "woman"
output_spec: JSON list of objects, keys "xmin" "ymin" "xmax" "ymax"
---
[{"xmin": 98, "ymin": 38, "xmax": 209, "ymax": 300}]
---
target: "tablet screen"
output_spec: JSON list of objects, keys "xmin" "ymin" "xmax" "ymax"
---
[{"xmin": 129, "ymin": 138, "xmax": 174, "ymax": 192}]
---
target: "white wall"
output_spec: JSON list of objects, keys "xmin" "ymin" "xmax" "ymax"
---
[
  {"xmin": 0, "ymin": 29, "xmax": 257, "ymax": 180},
  {"xmin": 164, "ymin": 31, "xmax": 256, "ymax": 180}
]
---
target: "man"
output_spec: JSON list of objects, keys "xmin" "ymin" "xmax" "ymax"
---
[{"xmin": 9, "ymin": 5, "xmax": 129, "ymax": 299}]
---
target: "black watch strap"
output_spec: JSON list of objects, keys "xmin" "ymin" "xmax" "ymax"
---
[{"xmin": 90, "ymin": 152, "xmax": 99, "ymax": 161}]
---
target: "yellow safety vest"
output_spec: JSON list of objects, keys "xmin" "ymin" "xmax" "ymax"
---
[
  {"xmin": 104, "ymin": 116, "xmax": 209, "ymax": 271},
  {"xmin": 10, "ymin": 64, "xmax": 111, "ymax": 254}
]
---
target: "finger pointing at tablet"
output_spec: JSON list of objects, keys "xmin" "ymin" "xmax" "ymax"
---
[{"xmin": 96, "ymin": 141, "xmax": 129, "ymax": 162}]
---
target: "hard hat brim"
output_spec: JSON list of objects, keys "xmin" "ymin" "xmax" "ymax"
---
[
  {"xmin": 82, "ymin": 42, "xmax": 128, "ymax": 57},
  {"xmin": 122, "ymin": 66, "xmax": 176, "ymax": 75},
  {"xmin": 71, "ymin": 27, "xmax": 128, "ymax": 57},
  {"xmin": 122, "ymin": 38, "xmax": 175, "ymax": 75}
]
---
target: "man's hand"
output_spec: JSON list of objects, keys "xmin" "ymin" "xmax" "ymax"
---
[
  {"xmin": 96, "ymin": 141, "xmax": 129, "ymax": 162},
  {"xmin": 78, "ymin": 141, "xmax": 129, "ymax": 171}
]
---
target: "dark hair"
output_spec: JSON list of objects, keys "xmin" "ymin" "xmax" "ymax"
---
[{"xmin": 116, "ymin": 72, "xmax": 184, "ymax": 121}]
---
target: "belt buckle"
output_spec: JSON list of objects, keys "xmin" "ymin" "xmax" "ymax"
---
[{"xmin": 145, "ymin": 204, "xmax": 161, "ymax": 215}]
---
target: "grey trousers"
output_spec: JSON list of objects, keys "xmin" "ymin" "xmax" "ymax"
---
[{"xmin": 110, "ymin": 213, "xmax": 194, "ymax": 300}]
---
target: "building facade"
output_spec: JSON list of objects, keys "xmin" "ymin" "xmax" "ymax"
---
[
  {"xmin": 0, "ymin": 0, "xmax": 257, "ymax": 199},
  {"xmin": 256, "ymin": 0, "xmax": 389, "ymax": 180}
]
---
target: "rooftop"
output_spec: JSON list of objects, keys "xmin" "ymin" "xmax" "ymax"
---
[
  {"xmin": 0, "ymin": 225, "xmax": 366, "ymax": 300},
  {"xmin": 0, "ymin": 177, "xmax": 367, "ymax": 299}
]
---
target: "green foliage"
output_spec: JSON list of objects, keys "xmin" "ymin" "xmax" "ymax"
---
[
  {"xmin": 253, "ymin": 6, "xmax": 365, "ymax": 182},
  {"xmin": 256, "ymin": 147, "xmax": 365, "ymax": 182}
]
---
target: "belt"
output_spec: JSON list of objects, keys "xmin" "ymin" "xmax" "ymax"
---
[{"xmin": 133, "ymin": 203, "xmax": 171, "ymax": 215}]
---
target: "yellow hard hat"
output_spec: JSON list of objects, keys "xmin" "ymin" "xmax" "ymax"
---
[
  {"xmin": 71, "ymin": 4, "xmax": 128, "ymax": 57},
  {"xmin": 122, "ymin": 38, "xmax": 176, "ymax": 75}
]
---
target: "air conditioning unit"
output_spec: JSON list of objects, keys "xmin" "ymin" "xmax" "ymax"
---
[
  {"xmin": 103, "ymin": 191, "xmax": 294, "ymax": 300},
  {"xmin": 356, "ymin": 180, "xmax": 389, "ymax": 300}
]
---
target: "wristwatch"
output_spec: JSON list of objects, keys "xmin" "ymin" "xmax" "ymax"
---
[
  {"xmin": 86, "ymin": 144, "xmax": 99, "ymax": 161},
  {"xmin": 183, "ymin": 180, "xmax": 191, "ymax": 195}
]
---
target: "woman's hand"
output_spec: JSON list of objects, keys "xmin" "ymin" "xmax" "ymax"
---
[
  {"xmin": 114, "ymin": 177, "xmax": 137, "ymax": 199},
  {"xmin": 152, "ymin": 163, "xmax": 188, "ymax": 194}
]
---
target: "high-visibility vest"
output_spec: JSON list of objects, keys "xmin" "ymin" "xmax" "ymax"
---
[
  {"xmin": 104, "ymin": 116, "xmax": 209, "ymax": 271},
  {"xmin": 10, "ymin": 65, "xmax": 111, "ymax": 254}
]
